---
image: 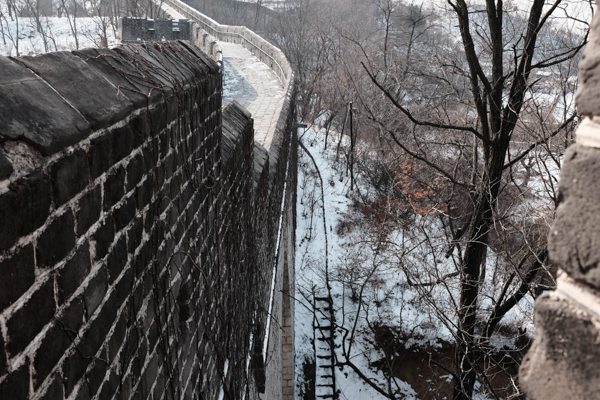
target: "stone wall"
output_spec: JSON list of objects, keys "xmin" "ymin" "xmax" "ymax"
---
[
  {"xmin": 121, "ymin": 18, "xmax": 191, "ymax": 43},
  {"xmin": 520, "ymin": 12, "xmax": 600, "ymax": 400},
  {"xmin": 0, "ymin": 39, "xmax": 297, "ymax": 400},
  {"xmin": 154, "ymin": 2, "xmax": 297, "ymax": 398}
]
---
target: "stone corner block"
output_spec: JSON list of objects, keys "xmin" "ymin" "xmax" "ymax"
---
[{"xmin": 520, "ymin": 291, "xmax": 600, "ymax": 400}]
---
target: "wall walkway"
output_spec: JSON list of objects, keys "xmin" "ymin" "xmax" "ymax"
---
[
  {"xmin": 161, "ymin": 0, "xmax": 291, "ymax": 153},
  {"xmin": 156, "ymin": 4, "xmax": 297, "ymax": 398}
]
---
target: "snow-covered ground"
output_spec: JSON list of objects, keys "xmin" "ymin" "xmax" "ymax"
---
[
  {"xmin": 294, "ymin": 126, "xmax": 546, "ymax": 399},
  {"xmin": 295, "ymin": 126, "xmax": 438, "ymax": 399},
  {"xmin": 0, "ymin": 17, "xmax": 118, "ymax": 56}
]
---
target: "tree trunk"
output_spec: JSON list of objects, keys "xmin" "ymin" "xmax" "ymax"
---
[{"xmin": 454, "ymin": 139, "xmax": 509, "ymax": 399}]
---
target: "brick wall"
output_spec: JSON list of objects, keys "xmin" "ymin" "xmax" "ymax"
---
[
  {"xmin": 154, "ymin": 2, "xmax": 298, "ymax": 397},
  {"xmin": 0, "ymin": 39, "xmax": 297, "ymax": 400},
  {"xmin": 520, "ymin": 11, "xmax": 600, "ymax": 400}
]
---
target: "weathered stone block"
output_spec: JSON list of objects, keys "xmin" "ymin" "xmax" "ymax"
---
[
  {"xmin": 0, "ymin": 332, "xmax": 6, "ymax": 376},
  {"xmin": 150, "ymin": 106, "xmax": 168, "ymax": 141},
  {"xmin": 33, "ymin": 324, "xmax": 73, "ymax": 388},
  {"xmin": 0, "ymin": 362, "xmax": 29, "ymax": 399},
  {"xmin": 74, "ymin": 382, "xmax": 91, "ymax": 400},
  {"xmin": 143, "ymin": 355, "xmax": 159, "ymax": 394},
  {"xmin": 0, "ymin": 172, "xmax": 52, "ymax": 252},
  {"xmin": 127, "ymin": 217, "xmax": 144, "ymax": 255},
  {"xmin": 549, "ymin": 144, "xmax": 600, "ymax": 288},
  {"xmin": 78, "ymin": 292, "xmax": 116, "ymax": 358},
  {"xmin": 120, "ymin": 328, "xmax": 139, "ymax": 372},
  {"xmin": 159, "ymin": 130, "xmax": 170, "ymax": 159},
  {"xmin": 103, "ymin": 166, "xmax": 125, "ymax": 212},
  {"xmin": 152, "ymin": 368, "xmax": 166, "ymax": 399},
  {"xmin": 97, "ymin": 369, "xmax": 119, "ymax": 400},
  {"xmin": 147, "ymin": 321, "xmax": 160, "ymax": 354},
  {"xmin": 62, "ymin": 349, "xmax": 89, "ymax": 397},
  {"xmin": 107, "ymin": 235, "xmax": 127, "ymax": 283},
  {"xmin": 18, "ymin": 52, "xmax": 133, "ymax": 130},
  {"xmin": 129, "ymin": 111, "xmax": 150, "ymax": 148},
  {"xmin": 108, "ymin": 310, "xmax": 128, "ymax": 362},
  {"xmin": 133, "ymin": 240, "xmax": 151, "ymax": 278},
  {"xmin": 76, "ymin": 185, "xmax": 102, "ymax": 237},
  {"xmin": 112, "ymin": 125, "xmax": 134, "ymax": 163},
  {"xmin": 86, "ymin": 359, "xmax": 108, "ymax": 397},
  {"xmin": 84, "ymin": 266, "xmax": 109, "ymax": 319},
  {"xmin": 164, "ymin": 153, "xmax": 176, "ymax": 181},
  {"xmin": 38, "ymin": 373, "xmax": 63, "ymax": 400},
  {"xmin": 0, "ymin": 244, "xmax": 35, "ymax": 312},
  {"xmin": 92, "ymin": 215, "xmax": 115, "ymax": 261},
  {"xmin": 143, "ymin": 136, "xmax": 160, "ymax": 167},
  {"xmin": 36, "ymin": 209, "xmax": 76, "ymax": 268},
  {"xmin": 88, "ymin": 134, "xmax": 114, "ymax": 180},
  {"xmin": 6, "ymin": 278, "xmax": 55, "ymax": 357},
  {"xmin": 127, "ymin": 153, "xmax": 145, "ymax": 191},
  {"xmin": 576, "ymin": 13, "xmax": 600, "ymax": 117},
  {"xmin": 50, "ymin": 149, "xmax": 90, "ymax": 206},
  {"xmin": 57, "ymin": 297, "xmax": 85, "ymax": 334},
  {"xmin": 0, "ymin": 57, "xmax": 90, "ymax": 156},
  {"xmin": 114, "ymin": 195, "xmax": 137, "ymax": 231},
  {"xmin": 57, "ymin": 242, "xmax": 92, "ymax": 305},
  {"xmin": 521, "ymin": 293, "xmax": 600, "ymax": 399},
  {"xmin": 136, "ymin": 176, "xmax": 153, "ymax": 211},
  {"xmin": 73, "ymin": 48, "xmax": 150, "ymax": 110}
]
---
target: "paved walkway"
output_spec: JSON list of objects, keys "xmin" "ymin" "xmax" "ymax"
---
[
  {"xmin": 220, "ymin": 42, "xmax": 285, "ymax": 150},
  {"xmin": 158, "ymin": 1, "xmax": 286, "ymax": 151}
]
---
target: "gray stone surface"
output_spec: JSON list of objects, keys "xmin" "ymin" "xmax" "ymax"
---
[
  {"xmin": 219, "ymin": 42, "xmax": 285, "ymax": 150},
  {"xmin": 17, "ymin": 51, "xmax": 133, "ymax": 131},
  {"xmin": 0, "ymin": 57, "xmax": 91, "ymax": 156},
  {"xmin": 520, "ymin": 293, "xmax": 600, "ymax": 400},
  {"xmin": 221, "ymin": 100, "xmax": 253, "ymax": 161},
  {"xmin": 0, "ymin": 28, "xmax": 295, "ymax": 400},
  {"xmin": 73, "ymin": 48, "xmax": 152, "ymax": 109},
  {"xmin": 549, "ymin": 144, "xmax": 600, "ymax": 289},
  {"xmin": 222, "ymin": 59, "xmax": 258, "ymax": 109}
]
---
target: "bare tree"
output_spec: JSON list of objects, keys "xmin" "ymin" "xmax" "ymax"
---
[
  {"xmin": 58, "ymin": 0, "xmax": 80, "ymax": 49},
  {"xmin": 356, "ymin": 1, "xmax": 591, "ymax": 398}
]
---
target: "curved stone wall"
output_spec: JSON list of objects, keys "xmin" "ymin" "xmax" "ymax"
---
[{"xmin": 0, "ymin": 36, "xmax": 297, "ymax": 400}]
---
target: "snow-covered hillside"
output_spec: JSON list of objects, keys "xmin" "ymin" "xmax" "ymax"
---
[
  {"xmin": 295, "ymin": 126, "xmax": 541, "ymax": 399},
  {"xmin": 0, "ymin": 17, "xmax": 118, "ymax": 56}
]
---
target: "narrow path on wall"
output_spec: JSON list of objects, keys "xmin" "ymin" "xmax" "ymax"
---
[
  {"xmin": 219, "ymin": 42, "xmax": 285, "ymax": 150},
  {"xmin": 160, "ymin": 2, "xmax": 286, "ymax": 151},
  {"xmin": 222, "ymin": 59, "xmax": 258, "ymax": 109}
]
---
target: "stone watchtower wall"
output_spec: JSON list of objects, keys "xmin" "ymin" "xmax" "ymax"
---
[
  {"xmin": 520, "ymin": 11, "xmax": 600, "ymax": 400},
  {"xmin": 0, "ymin": 39, "xmax": 297, "ymax": 400}
]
